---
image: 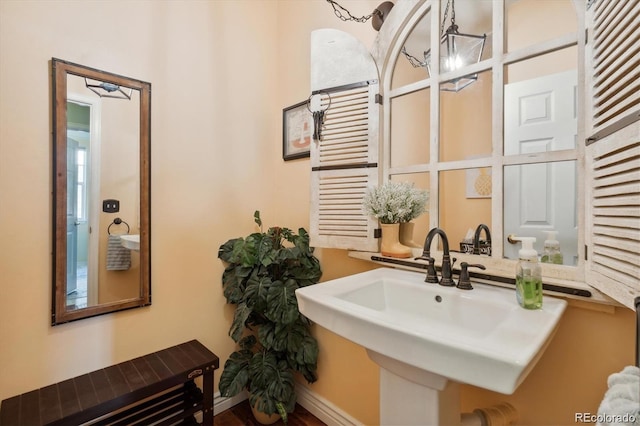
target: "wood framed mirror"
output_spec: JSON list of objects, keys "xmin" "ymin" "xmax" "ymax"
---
[{"xmin": 51, "ymin": 58, "xmax": 151, "ymax": 325}]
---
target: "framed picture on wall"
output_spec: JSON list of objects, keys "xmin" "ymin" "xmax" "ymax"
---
[{"xmin": 283, "ymin": 100, "xmax": 313, "ymax": 161}]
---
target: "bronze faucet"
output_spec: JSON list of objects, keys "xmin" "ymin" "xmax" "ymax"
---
[
  {"xmin": 473, "ymin": 224, "xmax": 492, "ymax": 255},
  {"xmin": 415, "ymin": 227, "xmax": 455, "ymax": 286}
]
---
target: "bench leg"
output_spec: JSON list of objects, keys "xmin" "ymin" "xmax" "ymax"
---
[{"xmin": 202, "ymin": 370, "xmax": 214, "ymax": 425}]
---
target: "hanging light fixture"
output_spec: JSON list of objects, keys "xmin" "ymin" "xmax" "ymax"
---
[{"xmin": 404, "ymin": 0, "xmax": 486, "ymax": 92}]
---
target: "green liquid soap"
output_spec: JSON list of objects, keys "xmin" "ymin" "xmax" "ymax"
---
[
  {"xmin": 516, "ymin": 275, "xmax": 543, "ymax": 309},
  {"xmin": 541, "ymin": 252, "xmax": 563, "ymax": 264},
  {"xmin": 515, "ymin": 237, "xmax": 543, "ymax": 310}
]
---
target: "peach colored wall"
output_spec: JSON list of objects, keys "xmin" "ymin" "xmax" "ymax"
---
[
  {"xmin": 0, "ymin": 2, "xmax": 637, "ymax": 426},
  {"xmin": 0, "ymin": 0, "xmax": 277, "ymax": 402}
]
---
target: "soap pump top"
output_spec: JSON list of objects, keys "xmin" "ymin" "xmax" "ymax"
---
[
  {"xmin": 517, "ymin": 237, "xmax": 538, "ymax": 261},
  {"xmin": 543, "ymin": 231, "xmax": 559, "ymax": 249}
]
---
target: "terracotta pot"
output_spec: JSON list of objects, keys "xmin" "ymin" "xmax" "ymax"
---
[
  {"xmin": 250, "ymin": 400, "xmax": 281, "ymax": 425},
  {"xmin": 380, "ymin": 223, "xmax": 412, "ymax": 258}
]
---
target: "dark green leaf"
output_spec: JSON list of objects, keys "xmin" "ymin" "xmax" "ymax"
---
[
  {"xmin": 244, "ymin": 273, "xmax": 271, "ymax": 313},
  {"xmin": 238, "ymin": 335, "xmax": 257, "ymax": 351},
  {"xmin": 266, "ymin": 279, "xmax": 299, "ymax": 325},
  {"xmin": 229, "ymin": 302, "xmax": 252, "ymax": 342},
  {"xmin": 254, "ymin": 210, "xmax": 262, "ymax": 229},
  {"xmin": 218, "ymin": 238, "xmax": 239, "ymax": 262},
  {"xmin": 219, "ymin": 350, "xmax": 251, "ymax": 397}
]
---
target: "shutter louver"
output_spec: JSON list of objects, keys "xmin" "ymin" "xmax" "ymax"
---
[
  {"xmin": 309, "ymin": 29, "xmax": 380, "ymax": 251},
  {"xmin": 318, "ymin": 86, "xmax": 371, "ymax": 168},
  {"xmin": 589, "ymin": 0, "xmax": 640, "ymax": 139}
]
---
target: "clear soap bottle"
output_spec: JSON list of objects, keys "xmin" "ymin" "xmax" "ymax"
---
[
  {"xmin": 541, "ymin": 230, "xmax": 563, "ymax": 265},
  {"xmin": 515, "ymin": 237, "xmax": 543, "ymax": 310}
]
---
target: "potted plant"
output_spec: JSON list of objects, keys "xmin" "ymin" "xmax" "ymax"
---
[
  {"xmin": 217, "ymin": 211, "xmax": 322, "ymax": 424},
  {"xmin": 362, "ymin": 181, "xmax": 429, "ymax": 257}
]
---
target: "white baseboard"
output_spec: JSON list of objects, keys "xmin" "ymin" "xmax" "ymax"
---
[
  {"xmin": 296, "ymin": 385, "xmax": 363, "ymax": 426},
  {"xmin": 214, "ymin": 390, "xmax": 248, "ymax": 414},
  {"xmin": 207, "ymin": 386, "xmax": 362, "ymax": 426}
]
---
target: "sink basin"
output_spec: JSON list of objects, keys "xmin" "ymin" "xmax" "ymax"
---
[
  {"xmin": 296, "ymin": 267, "xmax": 567, "ymax": 395},
  {"xmin": 119, "ymin": 234, "xmax": 140, "ymax": 251}
]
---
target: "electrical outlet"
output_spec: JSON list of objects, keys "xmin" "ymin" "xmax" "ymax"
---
[{"xmin": 103, "ymin": 199, "xmax": 120, "ymax": 213}]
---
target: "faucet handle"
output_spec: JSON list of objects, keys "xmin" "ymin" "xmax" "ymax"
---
[
  {"xmin": 456, "ymin": 262, "xmax": 486, "ymax": 290},
  {"xmin": 415, "ymin": 255, "xmax": 438, "ymax": 283}
]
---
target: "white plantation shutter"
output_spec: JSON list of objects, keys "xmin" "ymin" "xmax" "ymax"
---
[
  {"xmin": 586, "ymin": 0, "xmax": 640, "ymax": 141},
  {"xmin": 309, "ymin": 29, "xmax": 380, "ymax": 251},
  {"xmin": 585, "ymin": 0, "xmax": 640, "ymax": 309}
]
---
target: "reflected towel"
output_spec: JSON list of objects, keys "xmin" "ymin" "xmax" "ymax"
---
[
  {"xmin": 106, "ymin": 234, "xmax": 131, "ymax": 271},
  {"xmin": 597, "ymin": 366, "xmax": 640, "ymax": 426}
]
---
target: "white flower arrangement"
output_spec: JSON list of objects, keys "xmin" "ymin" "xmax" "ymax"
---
[{"xmin": 362, "ymin": 181, "xmax": 429, "ymax": 224}]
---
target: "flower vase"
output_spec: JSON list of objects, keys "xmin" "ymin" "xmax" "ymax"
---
[
  {"xmin": 380, "ymin": 223, "xmax": 412, "ymax": 258},
  {"xmin": 399, "ymin": 222, "xmax": 421, "ymax": 248}
]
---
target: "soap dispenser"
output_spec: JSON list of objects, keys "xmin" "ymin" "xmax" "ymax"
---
[
  {"xmin": 541, "ymin": 230, "xmax": 563, "ymax": 265},
  {"xmin": 515, "ymin": 237, "xmax": 543, "ymax": 309}
]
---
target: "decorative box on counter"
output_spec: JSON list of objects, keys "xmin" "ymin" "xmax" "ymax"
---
[{"xmin": 460, "ymin": 240, "xmax": 492, "ymax": 255}]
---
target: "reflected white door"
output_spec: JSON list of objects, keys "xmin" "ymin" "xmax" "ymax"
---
[
  {"xmin": 504, "ymin": 70, "xmax": 578, "ymax": 264},
  {"xmin": 66, "ymin": 139, "xmax": 79, "ymax": 294}
]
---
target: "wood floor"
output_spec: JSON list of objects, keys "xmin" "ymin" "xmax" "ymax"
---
[{"xmin": 214, "ymin": 400, "xmax": 326, "ymax": 426}]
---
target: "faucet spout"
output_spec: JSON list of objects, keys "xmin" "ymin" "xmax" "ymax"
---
[
  {"xmin": 473, "ymin": 224, "xmax": 492, "ymax": 255},
  {"xmin": 417, "ymin": 227, "xmax": 454, "ymax": 286}
]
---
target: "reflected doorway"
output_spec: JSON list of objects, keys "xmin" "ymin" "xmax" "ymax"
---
[{"xmin": 66, "ymin": 98, "xmax": 100, "ymax": 308}]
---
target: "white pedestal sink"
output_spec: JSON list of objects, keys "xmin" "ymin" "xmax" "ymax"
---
[{"xmin": 295, "ymin": 268, "xmax": 567, "ymax": 425}]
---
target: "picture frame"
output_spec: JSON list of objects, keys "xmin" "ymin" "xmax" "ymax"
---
[{"xmin": 283, "ymin": 100, "xmax": 313, "ymax": 161}]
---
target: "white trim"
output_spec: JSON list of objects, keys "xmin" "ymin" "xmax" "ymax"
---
[
  {"xmin": 209, "ymin": 387, "xmax": 363, "ymax": 426},
  {"xmin": 296, "ymin": 385, "xmax": 363, "ymax": 426},
  {"xmin": 213, "ymin": 390, "xmax": 248, "ymax": 415}
]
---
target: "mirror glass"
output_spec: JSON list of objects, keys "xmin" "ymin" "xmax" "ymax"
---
[
  {"xmin": 392, "ymin": 10, "xmax": 431, "ymax": 90},
  {"xmin": 440, "ymin": 70, "xmax": 492, "ymax": 162},
  {"xmin": 504, "ymin": 161, "xmax": 578, "ymax": 265},
  {"xmin": 390, "ymin": 87, "xmax": 431, "ymax": 167},
  {"xmin": 391, "ymin": 173, "xmax": 431, "ymax": 246},
  {"xmin": 52, "ymin": 58, "xmax": 151, "ymax": 325},
  {"xmin": 506, "ymin": 0, "xmax": 577, "ymax": 53},
  {"xmin": 503, "ymin": 46, "xmax": 578, "ymax": 263},
  {"xmin": 440, "ymin": 169, "xmax": 492, "ymax": 254},
  {"xmin": 387, "ymin": 0, "xmax": 578, "ymax": 262}
]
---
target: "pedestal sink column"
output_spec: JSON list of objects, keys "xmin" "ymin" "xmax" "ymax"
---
[{"xmin": 369, "ymin": 351, "xmax": 461, "ymax": 426}]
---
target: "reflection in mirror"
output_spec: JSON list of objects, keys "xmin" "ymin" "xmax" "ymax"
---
[
  {"xmin": 390, "ymin": 173, "xmax": 431, "ymax": 247},
  {"xmin": 390, "ymin": 88, "xmax": 431, "ymax": 168},
  {"xmin": 440, "ymin": 70, "xmax": 492, "ymax": 162},
  {"xmin": 503, "ymin": 46, "xmax": 578, "ymax": 264},
  {"xmin": 439, "ymin": 169, "xmax": 492, "ymax": 254},
  {"xmin": 504, "ymin": 161, "xmax": 578, "ymax": 265},
  {"xmin": 52, "ymin": 58, "xmax": 151, "ymax": 325},
  {"xmin": 506, "ymin": 0, "xmax": 577, "ymax": 53},
  {"xmin": 392, "ymin": 10, "xmax": 431, "ymax": 89}
]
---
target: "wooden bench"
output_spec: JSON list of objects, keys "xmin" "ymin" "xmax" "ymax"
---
[{"xmin": 0, "ymin": 340, "xmax": 219, "ymax": 426}]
